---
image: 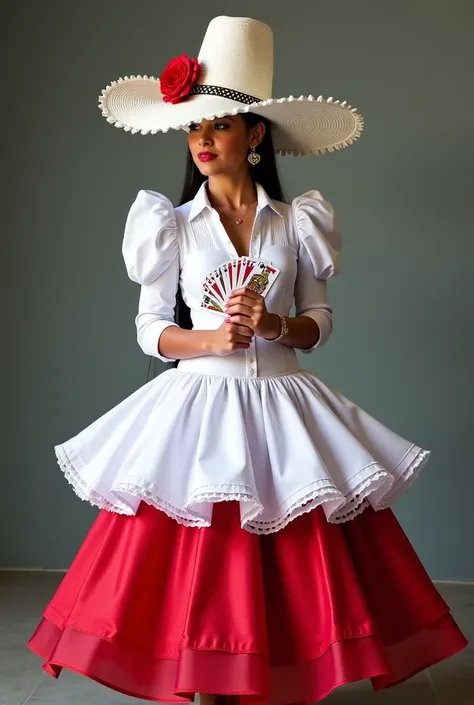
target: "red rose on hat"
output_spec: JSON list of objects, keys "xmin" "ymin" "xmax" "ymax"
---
[{"xmin": 159, "ymin": 54, "xmax": 200, "ymax": 104}]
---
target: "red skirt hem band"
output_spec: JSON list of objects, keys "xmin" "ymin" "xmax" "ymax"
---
[
  {"xmin": 29, "ymin": 614, "xmax": 466, "ymax": 704},
  {"xmin": 27, "ymin": 503, "xmax": 467, "ymax": 704}
]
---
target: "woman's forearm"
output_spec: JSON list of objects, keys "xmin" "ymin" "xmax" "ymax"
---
[
  {"xmin": 265, "ymin": 313, "xmax": 320, "ymax": 350},
  {"xmin": 158, "ymin": 314, "xmax": 320, "ymax": 361},
  {"xmin": 158, "ymin": 326, "xmax": 214, "ymax": 360}
]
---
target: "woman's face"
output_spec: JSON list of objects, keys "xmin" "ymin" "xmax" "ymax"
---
[{"xmin": 188, "ymin": 115, "xmax": 265, "ymax": 177}]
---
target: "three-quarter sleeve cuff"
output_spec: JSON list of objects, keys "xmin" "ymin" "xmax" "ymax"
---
[
  {"xmin": 299, "ymin": 310, "xmax": 333, "ymax": 353},
  {"xmin": 137, "ymin": 320, "xmax": 179, "ymax": 363}
]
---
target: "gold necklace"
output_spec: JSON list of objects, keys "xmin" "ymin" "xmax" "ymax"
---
[{"xmin": 215, "ymin": 201, "xmax": 256, "ymax": 225}]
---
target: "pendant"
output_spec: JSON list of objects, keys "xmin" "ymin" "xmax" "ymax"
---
[
  {"xmin": 235, "ymin": 218, "xmax": 243, "ymax": 225},
  {"xmin": 248, "ymin": 152, "xmax": 261, "ymax": 166},
  {"xmin": 248, "ymin": 148, "xmax": 261, "ymax": 166}
]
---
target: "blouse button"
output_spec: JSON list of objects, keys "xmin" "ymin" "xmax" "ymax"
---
[{"xmin": 249, "ymin": 367, "xmax": 255, "ymax": 377}]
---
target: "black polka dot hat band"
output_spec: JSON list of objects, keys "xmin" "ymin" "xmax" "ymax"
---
[{"xmin": 189, "ymin": 85, "xmax": 259, "ymax": 105}]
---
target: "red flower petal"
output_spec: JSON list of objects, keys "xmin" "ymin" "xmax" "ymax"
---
[{"xmin": 159, "ymin": 53, "xmax": 200, "ymax": 104}]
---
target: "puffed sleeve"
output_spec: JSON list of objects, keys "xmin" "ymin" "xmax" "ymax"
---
[
  {"xmin": 122, "ymin": 190, "xmax": 180, "ymax": 362},
  {"xmin": 292, "ymin": 190, "xmax": 342, "ymax": 353}
]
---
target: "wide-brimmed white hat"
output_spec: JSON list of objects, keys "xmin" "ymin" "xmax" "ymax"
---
[{"xmin": 99, "ymin": 16, "xmax": 363, "ymax": 156}]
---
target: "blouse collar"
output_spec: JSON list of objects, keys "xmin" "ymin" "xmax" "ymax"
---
[{"xmin": 188, "ymin": 181, "xmax": 284, "ymax": 222}]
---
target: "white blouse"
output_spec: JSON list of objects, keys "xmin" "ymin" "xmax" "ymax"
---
[{"xmin": 122, "ymin": 182, "xmax": 341, "ymax": 379}]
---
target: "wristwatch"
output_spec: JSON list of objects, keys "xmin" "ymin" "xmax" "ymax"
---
[{"xmin": 272, "ymin": 314, "xmax": 289, "ymax": 342}]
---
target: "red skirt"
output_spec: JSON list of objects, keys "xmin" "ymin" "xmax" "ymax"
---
[{"xmin": 28, "ymin": 502, "xmax": 467, "ymax": 704}]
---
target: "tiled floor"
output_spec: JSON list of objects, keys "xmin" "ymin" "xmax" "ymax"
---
[{"xmin": 0, "ymin": 572, "xmax": 472, "ymax": 704}]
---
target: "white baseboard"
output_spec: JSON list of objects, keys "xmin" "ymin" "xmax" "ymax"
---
[
  {"xmin": 0, "ymin": 567, "xmax": 67, "ymax": 573},
  {"xmin": 432, "ymin": 579, "xmax": 474, "ymax": 585}
]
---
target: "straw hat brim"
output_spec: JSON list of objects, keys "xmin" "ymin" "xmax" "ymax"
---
[{"xmin": 99, "ymin": 77, "xmax": 363, "ymax": 156}]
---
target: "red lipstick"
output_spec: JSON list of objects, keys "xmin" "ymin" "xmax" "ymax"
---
[{"xmin": 198, "ymin": 152, "xmax": 217, "ymax": 162}]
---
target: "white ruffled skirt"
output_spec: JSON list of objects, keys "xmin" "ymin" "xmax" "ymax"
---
[{"xmin": 55, "ymin": 367, "xmax": 429, "ymax": 534}]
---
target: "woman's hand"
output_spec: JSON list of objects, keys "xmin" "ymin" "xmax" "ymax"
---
[
  {"xmin": 208, "ymin": 318, "xmax": 254, "ymax": 356},
  {"xmin": 225, "ymin": 287, "xmax": 281, "ymax": 340}
]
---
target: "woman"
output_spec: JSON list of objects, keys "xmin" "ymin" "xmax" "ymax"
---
[{"xmin": 28, "ymin": 15, "xmax": 467, "ymax": 704}]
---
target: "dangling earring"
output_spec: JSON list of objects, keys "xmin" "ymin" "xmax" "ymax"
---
[{"xmin": 248, "ymin": 145, "xmax": 261, "ymax": 165}]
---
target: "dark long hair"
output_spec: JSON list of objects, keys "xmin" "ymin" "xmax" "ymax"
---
[{"xmin": 172, "ymin": 114, "xmax": 286, "ymax": 365}]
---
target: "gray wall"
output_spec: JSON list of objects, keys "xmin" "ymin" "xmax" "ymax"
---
[{"xmin": 2, "ymin": 0, "xmax": 473, "ymax": 578}]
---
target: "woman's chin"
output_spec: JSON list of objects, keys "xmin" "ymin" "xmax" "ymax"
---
[{"xmin": 195, "ymin": 161, "xmax": 222, "ymax": 176}]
